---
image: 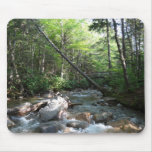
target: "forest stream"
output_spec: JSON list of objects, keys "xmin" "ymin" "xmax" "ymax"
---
[
  {"xmin": 7, "ymin": 89, "xmax": 145, "ymax": 134},
  {"xmin": 7, "ymin": 19, "xmax": 144, "ymax": 134}
]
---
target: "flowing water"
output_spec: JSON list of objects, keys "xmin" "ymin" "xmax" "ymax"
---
[{"xmin": 8, "ymin": 89, "xmax": 145, "ymax": 133}]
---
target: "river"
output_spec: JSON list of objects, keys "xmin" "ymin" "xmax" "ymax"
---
[{"xmin": 7, "ymin": 89, "xmax": 145, "ymax": 133}]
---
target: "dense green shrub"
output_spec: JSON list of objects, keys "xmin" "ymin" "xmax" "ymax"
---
[
  {"xmin": 49, "ymin": 76, "xmax": 77, "ymax": 90},
  {"xmin": 49, "ymin": 77, "xmax": 91, "ymax": 91},
  {"xmin": 22, "ymin": 71, "xmax": 50, "ymax": 95}
]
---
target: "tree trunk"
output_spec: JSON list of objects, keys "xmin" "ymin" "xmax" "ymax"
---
[
  {"xmin": 125, "ymin": 24, "xmax": 134, "ymax": 68},
  {"xmin": 113, "ymin": 19, "xmax": 129, "ymax": 91},
  {"xmin": 121, "ymin": 19, "xmax": 126, "ymax": 59},
  {"xmin": 106, "ymin": 19, "xmax": 112, "ymax": 69},
  {"xmin": 60, "ymin": 20, "xmax": 65, "ymax": 79},
  {"xmin": 32, "ymin": 20, "xmax": 104, "ymax": 93},
  {"xmin": 76, "ymin": 50, "xmax": 81, "ymax": 82},
  {"xmin": 134, "ymin": 20, "xmax": 139, "ymax": 79},
  {"xmin": 41, "ymin": 48, "xmax": 45, "ymax": 73},
  {"xmin": 69, "ymin": 49, "xmax": 75, "ymax": 80}
]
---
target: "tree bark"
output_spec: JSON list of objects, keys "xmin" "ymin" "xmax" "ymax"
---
[
  {"xmin": 121, "ymin": 19, "xmax": 126, "ymax": 59},
  {"xmin": 41, "ymin": 48, "xmax": 45, "ymax": 73},
  {"xmin": 134, "ymin": 20, "xmax": 139, "ymax": 79},
  {"xmin": 60, "ymin": 20, "xmax": 65, "ymax": 78},
  {"xmin": 113, "ymin": 19, "xmax": 129, "ymax": 91},
  {"xmin": 125, "ymin": 24, "xmax": 134, "ymax": 68},
  {"xmin": 32, "ymin": 20, "xmax": 104, "ymax": 93},
  {"xmin": 106, "ymin": 19, "xmax": 112, "ymax": 69}
]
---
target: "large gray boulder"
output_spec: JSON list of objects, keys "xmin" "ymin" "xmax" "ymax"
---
[{"xmin": 39, "ymin": 96, "xmax": 68, "ymax": 122}]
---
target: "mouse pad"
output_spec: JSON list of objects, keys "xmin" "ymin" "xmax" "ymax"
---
[{"xmin": 7, "ymin": 19, "xmax": 144, "ymax": 133}]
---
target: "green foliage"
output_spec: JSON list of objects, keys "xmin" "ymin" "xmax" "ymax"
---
[
  {"xmin": 108, "ymin": 72, "xmax": 126, "ymax": 93},
  {"xmin": 48, "ymin": 77, "xmax": 90, "ymax": 91},
  {"xmin": 49, "ymin": 76, "xmax": 76, "ymax": 90},
  {"xmin": 50, "ymin": 77, "xmax": 68, "ymax": 90},
  {"xmin": 22, "ymin": 71, "xmax": 50, "ymax": 95},
  {"xmin": 77, "ymin": 79, "xmax": 90, "ymax": 89}
]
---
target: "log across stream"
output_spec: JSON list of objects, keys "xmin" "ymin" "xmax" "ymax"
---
[{"xmin": 7, "ymin": 89, "xmax": 145, "ymax": 133}]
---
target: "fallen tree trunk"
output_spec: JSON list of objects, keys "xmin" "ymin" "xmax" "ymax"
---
[{"xmin": 32, "ymin": 20, "xmax": 104, "ymax": 94}]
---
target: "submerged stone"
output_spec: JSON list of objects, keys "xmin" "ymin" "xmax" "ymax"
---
[
  {"xmin": 93, "ymin": 112, "xmax": 113, "ymax": 123},
  {"xmin": 38, "ymin": 121, "xmax": 66, "ymax": 133},
  {"xmin": 107, "ymin": 119, "xmax": 142, "ymax": 133},
  {"xmin": 67, "ymin": 120, "xmax": 89, "ymax": 129}
]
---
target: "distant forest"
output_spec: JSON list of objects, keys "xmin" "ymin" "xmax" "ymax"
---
[{"xmin": 7, "ymin": 19, "xmax": 144, "ymax": 110}]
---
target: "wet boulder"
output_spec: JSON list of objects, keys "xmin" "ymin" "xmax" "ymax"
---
[
  {"xmin": 39, "ymin": 96, "xmax": 68, "ymax": 122},
  {"xmin": 37, "ymin": 121, "xmax": 66, "ymax": 133},
  {"xmin": 67, "ymin": 112, "xmax": 91, "ymax": 123},
  {"xmin": 63, "ymin": 127, "xmax": 72, "ymax": 133},
  {"xmin": 17, "ymin": 102, "xmax": 33, "ymax": 116},
  {"xmin": 93, "ymin": 112, "xmax": 113, "ymax": 123},
  {"xmin": 67, "ymin": 120, "xmax": 89, "ymax": 129},
  {"xmin": 75, "ymin": 112, "xmax": 91, "ymax": 123},
  {"xmin": 107, "ymin": 119, "xmax": 143, "ymax": 133},
  {"xmin": 32, "ymin": 101, "xmax": 48, "ymax": 112}
]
